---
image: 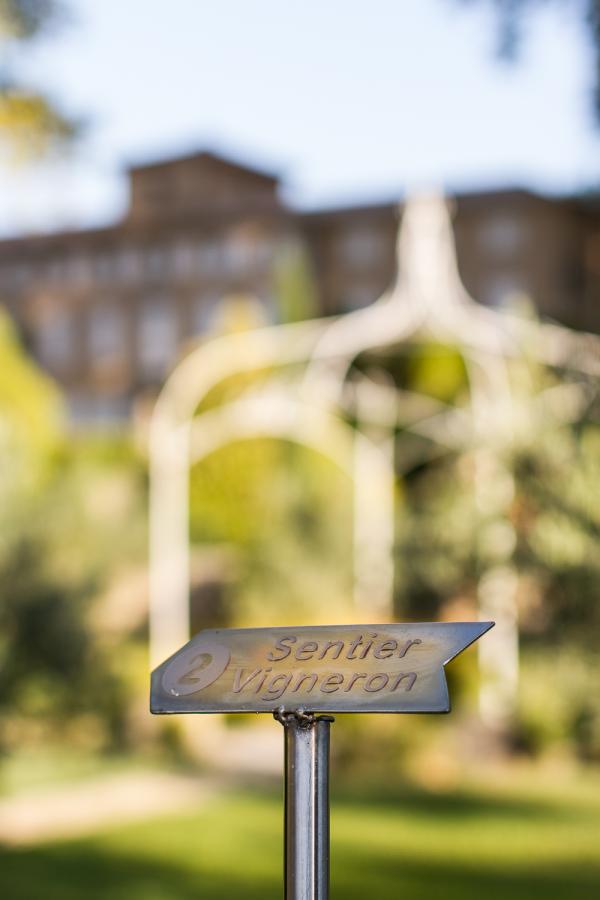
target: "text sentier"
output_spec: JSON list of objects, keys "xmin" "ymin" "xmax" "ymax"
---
[{"xmin": 231, "ymin": 632, "xmax": 421, "ymax": 702}]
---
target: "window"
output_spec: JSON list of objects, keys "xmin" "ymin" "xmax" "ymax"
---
[
  {"xmin": 224, "ymin": 231, "xmax": 255, "ymax": 273},
  {"xmin": 137, "ymin": 297, "xmax": 177, "ymax": 378},
  {"xmin": 191, "ymin": 293, "xmax": 221, "ymax": 334},
  {"xmin": 0, "ymin": 263, "xmax": 30, "ymax": 292},
  {"xmin": 197, "ymin": 240, "xmax": 222, "ymax": 275},
  {"xmin": 37, "ymin": 307, "xmax": 75, "ymax": 370},
  {"xmin": 44, "ymin": 259, "xmax": 64, "ymax": 283},
  {"xmin": 145, "ymin": 246, "xmax": 169, "ymax": 280},
  {"xmin": 88, "ymin": 304, "xmax": 126, "ymax": 363},
  {"xmin": 67, "ymin": 254, "xmax": 93, "ymax": 286},
  {"xmin": 337, "ymin": 227, "xmax": 383, "ymax": 268},
  {"xmin": 116, "ymin": 248, "xmax": 141, "ymax": 283},
  {"xmin": 95, "ymin": 253, "xmax": 115, "ymax": 282},
  {"xmin": 172, "ymin": 241, "xmax": 195, "ymax": 279},
  {"xmin": 480, "ymin": 216, "xmax": 526, "ymax": 258},
  {"xmin": 222, "ymin": 229, "xmax": 273, "ymax": 274},
  {"xmin": 254, "ymin": 238, "xmax": 274, "ymax": 267}
]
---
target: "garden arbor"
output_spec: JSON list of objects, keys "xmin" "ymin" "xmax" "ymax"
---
[{"xmin": 149, "ymin": 193, "xmax": 600, "ymax": 725}]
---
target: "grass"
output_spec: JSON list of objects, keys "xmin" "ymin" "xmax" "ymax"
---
[{"xmin": 1, "ymin": 769, "xmax": 600, "ymax": 899}]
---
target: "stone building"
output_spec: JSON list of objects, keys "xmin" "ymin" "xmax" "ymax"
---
[{"xmin": 0, "ymin": 149, "xmax": 598, "ymax": 424}]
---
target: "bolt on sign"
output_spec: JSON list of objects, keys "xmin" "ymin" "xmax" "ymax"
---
[{"xmin": 151, "ymin": 622, "xmax": 493, "ymax": 715}]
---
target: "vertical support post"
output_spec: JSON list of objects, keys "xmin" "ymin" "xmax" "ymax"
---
[
  {"xmin": 149, "ymin": 423, "xmax": 191, "ymax": 669},
  {"xmin": 353, "ymin": 428, "xmax": 396, "ymax": 620},
  {"xmin": 277, "ymin": 710, "xmax": 333, "ymax": 900},
  {"xmin": 314, "ymin": 716, "xmax": 331, "ymax": 899}
]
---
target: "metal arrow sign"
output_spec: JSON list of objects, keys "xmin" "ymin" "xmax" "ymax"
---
[{"xmin": 150, "ymin": 621, "xmax": 494, "ymax": 715}]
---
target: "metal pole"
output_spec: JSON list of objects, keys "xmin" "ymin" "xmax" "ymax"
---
[
  {"xmin": 314, "ymin": 716, "xmax": 332, "ymax": 899},
  {"xmin": 276, "ymin": 709, "xmax": 333, "ymax": 900}
]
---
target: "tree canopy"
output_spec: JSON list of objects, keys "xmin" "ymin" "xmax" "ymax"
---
[
  {"xmin": 455, "ymin": 0, "xmax": 600, "ymax": 124},
  {"xmin": 0, "ymin": 0, "xmax": 76, "ymax": 160}
]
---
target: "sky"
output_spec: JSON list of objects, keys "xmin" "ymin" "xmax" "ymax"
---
[{"xmin": 1, "ymin": 0, "xmax": 599, "ymax": 236}]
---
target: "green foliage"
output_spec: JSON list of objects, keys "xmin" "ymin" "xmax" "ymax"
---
[
  {"xmin": 356, "ymin": 341, "xmax": 468, "ymax": 405},
  {"xmin": 187, "ymin": 329, "xmax": 600, "ymax": 759},
  {"xmin": 189, "ymin": 439, "xmax": 353, "ymax": 625},
  {"xmin": 0, "ymin": 89, "xmax": 76, "ymax": 160},
  {"xmin": 387, "ymin": 335, "xmax": 600, "ymax": 756},
  {"xmin": 516, "ymin": 648, "xmax": 600, "ymax": 760},
  {"xmin": 405, "ymin": 342, "xmax": 467, "ymax": 402},
  {"xmin": 511, "ymin": 424, "xmax": 600, "ymax": 646},
  {"xmin": 0, "ymin": 537, "xmax": 94, "ymax": 716},
  {"xmin": 0, "ymin": 0, "xmax": 61, "ymax": 39},
  {"xmin": 395, "ymin": 454, "xmax": 480, "ymax": 619},
  {"xmin": 0, "ymin": 308, "xmax": 62, "ymax": 456},
  {"xmin": 0, "ymin": 318, "xmax": 145, "ymax": 755},
  {"xmin": 388, "ymin": 335, "xmax": 600, "ymax": 637},
  {"xmin": 0, "ymin": 0, "xmax": 76, "ymax": 160},
  {"xmin": 273, "ymin": 241, "xmax": 319, "ymax": 323}
]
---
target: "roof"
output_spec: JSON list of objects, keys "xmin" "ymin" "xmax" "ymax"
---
[{"xmin": 126, "ymin": 149, "xmax": 281, "ymax": 186}]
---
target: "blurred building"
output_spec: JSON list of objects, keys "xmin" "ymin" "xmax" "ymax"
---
[{"xmin": 0, "ymin": 149, "xmax": 598, "ymax": 424}]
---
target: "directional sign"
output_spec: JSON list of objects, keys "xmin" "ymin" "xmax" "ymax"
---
[{"xmin": 151, "ymin": 621, "xmax": 493, "ymax": 715}]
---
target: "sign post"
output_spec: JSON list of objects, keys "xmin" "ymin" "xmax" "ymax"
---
[
  {"xmin": 151, "ymin": 621, "xmax": 493, "ymax": 899},
  {"xmin": 275, "ymin": 708, "xmax": 333, "ymax": 900}
]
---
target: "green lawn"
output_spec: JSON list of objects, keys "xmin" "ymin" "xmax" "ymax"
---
[{"xmin": 2, "ymin": 772, "xmax": 600, "ymax": 900}]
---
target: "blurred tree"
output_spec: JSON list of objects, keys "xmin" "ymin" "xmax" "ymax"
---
[
  {"xmin": 0, "ymin": 529, "xmax": 130, "ymax": 754},
  {"xmin": 390, "ymin": 337, "xmax": 600, "ymax": 757},
  {"xmin": 0, "ymin": 312, "xmax": 136, "ymax": 756},
  {"xmin": 0, "ymin": 307, "xmax": 62, "ymax": 457},
  {"xmin": 189, "ymin": 435, "xmax": 353, "ymax": 629},
  {"xmin": 273, "ymin": 240, "xmax": 319, "ymax": 323},
  {"xmin": 0, "ymin": 0, "xmax": 76, "ymax": 160},
  {"xmin": 453, "ymin": 0, "xmax": 600, "ymax": 124},
  {"xmin": 394, "ymin": 345, "xmax": 600, "ymax": 648},
  {"xmin": 188, "ymin": 289, "xmax": 352, "ymax": 629}
]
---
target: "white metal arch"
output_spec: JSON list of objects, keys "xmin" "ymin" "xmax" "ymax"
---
[
  {"xmin": 149, "ymin": 380, "xmax": 395, "ymax": 667},
  {"xmin": 149, "ymin": 192, "xmax": 600, "ymax": 727}
]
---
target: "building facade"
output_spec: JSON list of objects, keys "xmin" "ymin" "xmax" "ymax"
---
[{"xmin": 0, "ymin": 150, "xmax": 598, "ymax": 423}]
